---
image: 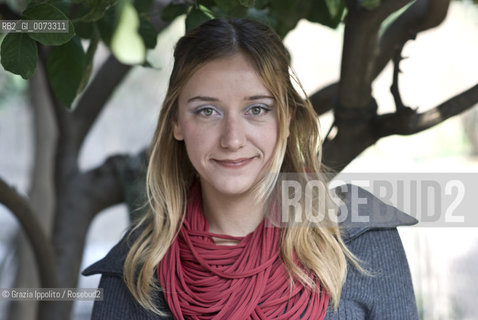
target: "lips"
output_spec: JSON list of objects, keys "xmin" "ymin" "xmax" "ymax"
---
[{"xmin": 213, "ymin": 157, "xmax": 256, "ymax": 168}]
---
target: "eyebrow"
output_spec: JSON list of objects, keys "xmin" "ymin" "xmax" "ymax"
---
[
  {"xmin": 187, "ymin": 95, "xmax": 275, "ymax": 103},
  {"xmin": 246, "ymin": 95, "xmax": 275, "ymax": 101},
  {"xmin": 187, "ymin": 96, "xmax": 219, "ymax": 103}
]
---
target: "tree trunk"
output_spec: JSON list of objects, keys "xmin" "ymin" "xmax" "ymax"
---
[{"xmin": 8, "ymin": 62, "xmax": 57, "ymax": 320}]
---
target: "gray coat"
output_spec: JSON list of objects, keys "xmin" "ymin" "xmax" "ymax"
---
[{"xmin": 83, "ymin": 185, "xmax": 419, "ymax": 319}]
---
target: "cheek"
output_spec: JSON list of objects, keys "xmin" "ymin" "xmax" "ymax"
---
[
  {"xmin": 186, "ymin": 125, "xmax": 213, "ymax": 145},
  {"xmin": 177, "ymin": 118, "xmax": 203, "ymax": 142},
  {"xmin": 266, "ymin": 130, "xmax": 279, "ymax": 156},
  {"xmin": 180, "ymin": 122, "xmax": 217, "ymax": 161},
  {"xmin": 251, "ymin": 122, "xmax": 279, "ymax": 157}
]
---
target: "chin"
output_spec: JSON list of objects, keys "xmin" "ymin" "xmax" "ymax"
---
[{"xmin": 209, "ymin": 177, "xmax": 258, "ymax": 197}]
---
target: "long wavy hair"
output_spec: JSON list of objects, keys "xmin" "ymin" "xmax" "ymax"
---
[{"xmin": 124, "ymin": 18, "xmax": 355, "ymax": 315}]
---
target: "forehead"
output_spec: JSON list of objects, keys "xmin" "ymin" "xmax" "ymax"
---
[{"xmin": 179, "ymin": 53, "xmax": 271, "ymax": 99}]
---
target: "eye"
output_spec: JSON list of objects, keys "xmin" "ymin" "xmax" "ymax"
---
[
  {"xmin": 194, "ymin": 106, "xmax": 220, "ymax": 117},
  {"xmin": 200, "ymin": 107, "xmax": 214, "ymax": 116},
  {"xmin": 246, "ymin": 104, "xmax": 271, "ymax": 116},
  {"xmin": 251, "ymin": 106, "xmax": 263, "ymax": 115}
]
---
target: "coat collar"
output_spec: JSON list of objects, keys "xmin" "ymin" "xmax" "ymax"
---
[{"xmin": 334, "ymin": 183, "xmax": 418, "ymax": 243}]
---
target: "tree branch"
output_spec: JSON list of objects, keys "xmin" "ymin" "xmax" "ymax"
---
[
  {"xmin": 52, "ymin": 154, "xmax": 125, "ymax": 287},
  {"xmin": 322, "ymin": 83, "xmax": 478, "ymax": 171},
  {"xmin": 322, "ymin": 121, "xmax": 378, "ymax": 173},
  {"xmin": 37, "ymin": 46, "xmax": 79, "ymax": 185},
  {"xmin": 72, "ymin": 8, "xmax": 171, "ymax": 155},
  {"xmin": 319, "ymin": 0, "xmax": 452, "ymax": 173},
  {"xmin": 37, "ymin": 47, "xmax": 69, "ymax": 137},
  {"xmin": 0, "ymin": 178, "xmax": 58, "ymax": 288},
  {"xmin": 72, "ymin": 55, "xmax": 132, "ymax": 153},
  {"xmin": 375, "ymin": 83, "xmax": 478, "ymax": 137},
  {"xmin": 320, "ymin": 0, "xmax": 414, "ymax": 172},
  {"xmin": 309, "ymin": 83, "xmax": 337, "ymax": 116},
  {"xmin": 390, "ymin": 40, "xmax": 412, "ymax": 112},
  {"xmin": 80, "ymin": 154, "xmax": 126, "ymax": 221},
  {"xmin": 309, "ymin": 0, "xmax": 449, "ymax": 115},
  {"xmin": 339, "ymin": 0, "xmax": 413, "ymax": 108},
  {"xmin": 373, "ymin": 0, "xmax": 450, "ymax": 79}
]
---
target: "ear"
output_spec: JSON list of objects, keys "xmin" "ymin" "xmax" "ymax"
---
[{"xmin": 173, "ymin": 120, "xmax": 184, "ymax": 141}]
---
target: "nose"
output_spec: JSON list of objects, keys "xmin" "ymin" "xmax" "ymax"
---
[{"xmin": 220, "ymin": 115, "xmax": 246, "ymax": 151}]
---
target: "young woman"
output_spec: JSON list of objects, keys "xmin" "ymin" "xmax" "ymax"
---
[{"xmin": 83, "ymin": 18, "xmax": 419, "ymax": 319}]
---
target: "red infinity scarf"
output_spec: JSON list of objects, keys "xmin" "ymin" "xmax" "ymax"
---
[{"xmin": 157, "ymin": 182, "xmax": 329, "ymax": 319}]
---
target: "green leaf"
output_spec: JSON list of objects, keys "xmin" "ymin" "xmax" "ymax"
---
[
  {"xmin": 47, "ymin": 0, "xmax": 71, "ymax": 16},
  {"xmin": 212, "ymin": 1, "xmax": 248, "ymax": 17},
  {"xmin": 269, "ymin": 0, "xmax": 304, "ymax": 37},
  {"xmin": 138, "ymin": 17, "xmax": 157, "ymax": 49},
  {"xmin": 253, "ymin": 0, "xmax": 270, "ymax": 9},
  {"xmin": 325, "ymin": 0, "xmax": 341, "ymax": 17},
  {"xmin": 246, "ymin": 8, "xmax": 272, "ymax": 27},
  {"xmin": 75, "ymin": 0, "xmax": 118, "ymax": 22},
  {"xmin": 306, "ymin": 0, "xmax": 345, "ymax": 29},
  {"xmin": 22, "ymin": 3, "xmax": 75, "ymax": 46},
  {"xmin": 47, "ymin": 36, "xmax": 87, "ymax": 107},
  {"xmin": 215, "ymin": 0, "xmax": 239, "ymax": 12},
  {"xmin": 96, "ymin": 6, "xmax": 116, "ymax": 46},
  {"xmin": 78, "ymin": 32, "xmax": 99, "ymax": 92},
  {"xmin": 239, "ymin": 0, "xmax": 255, "ymax": 8},
  {"xmin": 0, "ymin": 33, "xmax": 38, "ymax": 79},
  {"xmin": 185, "ymin": 6, "xmax": 214, "ymax": 32},
  {"xmin": 198, "ymin": 0, "xmax": 216, "ymax": 7},
  {"xmin": 359, "ymin": 0, "xmax": 381, "ymax": 10},
  {"xmin": 74, "ymin": 21, "xmax": 94, "ymax": 38},
  {"xmin": 161, "ymin": 3, "xmax": 189, "ymax": 22},
  {"xmin": 110, "ymin": 3, "xmax": 146, "ymax": 64},
  {"xmin": 134, "ymin": 0, "xmax": 154, "ymax": 13}
]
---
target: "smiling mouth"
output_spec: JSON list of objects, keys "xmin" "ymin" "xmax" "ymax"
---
[{"xmin": 213, "ymin": 157, "xmax": 256, "ymax": 168}]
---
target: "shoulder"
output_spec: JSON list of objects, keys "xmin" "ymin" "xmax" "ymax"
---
[
  {"xmin": 333, "ymin": 183, "xmax": 418, "ymax": 243},
  {"xmin": 325, "ymin": 184, "xmax": 419, "ymax": 319},
  {"xmin": 82, "ymin": 228, "xmax": 173, "ymax": 319},
  {"xmin": 82, "ymin": 227, "xmax": 139, "ymax": 277}
]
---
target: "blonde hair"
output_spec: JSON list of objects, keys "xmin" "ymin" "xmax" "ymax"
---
[{"xmin": 124, "ymin": 18, "xmax": 357, "ymax": 315}]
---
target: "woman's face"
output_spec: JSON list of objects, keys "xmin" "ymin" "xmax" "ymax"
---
[{"xmin": 174, "ymin": 53, "xmax": 280, "ymax": 198}]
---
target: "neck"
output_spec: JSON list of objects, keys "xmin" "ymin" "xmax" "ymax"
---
[{"xmin": 200, "ymin": 182, "xmax": 266, "ymax": 237}]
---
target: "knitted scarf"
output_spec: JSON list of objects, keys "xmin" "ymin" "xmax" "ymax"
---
[{"xmin": 157, "ymin": 182, "xmax": 329, "ymax": 319}]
